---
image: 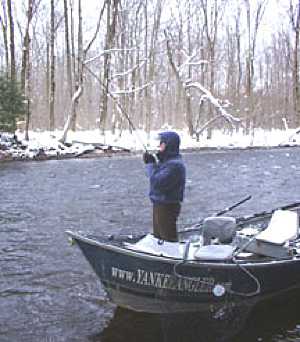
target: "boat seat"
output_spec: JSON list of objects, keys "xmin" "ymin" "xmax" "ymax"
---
[
  {"xmin": 202, "ymin": 216, "xmax": 237, "ymax": 245},
  {"xmin": 194, "ymin": 245, "xmax": 235, "ymax": 261},
  {"xmin": 234, "ymin": 210, "xmax": 299, "ymax": 258},
  {"xmin": 256, "ymin": 209, "xmax": 298, "ymax": 245}
]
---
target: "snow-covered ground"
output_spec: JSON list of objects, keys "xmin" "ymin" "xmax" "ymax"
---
[{"xmin": 0, "ymin": 127, "xmax": 299, "ymax": 161}]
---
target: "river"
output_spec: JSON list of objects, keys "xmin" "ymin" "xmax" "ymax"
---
[{"xmin": 1, "ymin": 147, "xmax": 300, "ymax": 341}]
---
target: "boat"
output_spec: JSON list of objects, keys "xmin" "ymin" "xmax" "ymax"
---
[{"xmin": 66, "ymin": 200, "xmax": 300, "ymax": 314}]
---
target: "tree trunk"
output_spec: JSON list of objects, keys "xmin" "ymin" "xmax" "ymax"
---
[
  {"xmin": 46, "ymin": 32, "xmax": 50, "ymax": 113},
  {"xmin": 24, "ymin": 43, "xmax": 32, "ymax": 141},
  {"xmin": 284, "ymin": 33, "xmax": 291, "ymax": 123},
  {"xmin": 174, "ymin": 0, "xmax": 183, "ymax": 130},
  {"xmin": 6, "ymin": 0, "xmax": 16, "ymax": 82},
  {"xmin": 142, "ymin": 0, "xmax": 148, "ymax": 131},
  {"xmin": 64, "ymin": 0, "xmax": 73, "ymax": 99},
  {"xmin": 99, "ymin": 1, "xmax": 112, "ymax": 134},
  {"xmin": 21, "ymin": 0, "xmax": 35, "ymax": 140},
  {"xmin": 60, "ymin": 86, "xmax": 83, "ymax": 143},
  {"xmin": 71, "ymin": 0, "xmax": 83, "ymax": 131},
  {"xmin": 145, "ymin": 0, "xmax": 163, "ymax": 135},
  {"xmin": 70, "ymin": 0, "xmax": 76, "ymax": 81},
  {"xmin": 294, "ymin": 28, "xmax": 300, "ymax": 126},
  {"xmin": 293, "ymin": 1, "xmax": 300, "ymax": 126},
  {"xmin": 49, "ymin": 0, "xmax": 55, "ymax": 130},
  {"xmin": 235, "ymin": 4, "xmax": 242, "ymax": 104},
  {"xmin": 186, "ymin": 0, "xmax": 193, "ymax": 135},
  {"xmin": 0, "ymin": 1, "xmax": 9, "ymax": 75},
  {"xmin": 21, "ymin": 0, "xmax": 34, "ymax": 93},
  {"xmin": 99, "ymin": 0, "xmax": 119, "ymax": 134}
]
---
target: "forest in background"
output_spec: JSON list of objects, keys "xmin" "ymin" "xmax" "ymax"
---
[{"xmin": 0, "ymin": 0, "xmax": 299, "ymax": 142}]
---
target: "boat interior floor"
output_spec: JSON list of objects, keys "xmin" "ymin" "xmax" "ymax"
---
[
  {"xmin": 123, "ymin": 234, "xmax": 262, "ymax": 261},
  {"xmin": 124, "ymin": 234, "xmax": 198, "ymax": 260}
]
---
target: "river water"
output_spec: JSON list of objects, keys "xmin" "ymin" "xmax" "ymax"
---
[{"xmin": 1, "ymin": 148, "xmax": 300, "ymax": 342}]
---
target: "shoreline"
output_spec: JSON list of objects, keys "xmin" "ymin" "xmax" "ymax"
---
[{"xmin": 1, "ymin": 143, "xmax": 299, "ymax": 164}]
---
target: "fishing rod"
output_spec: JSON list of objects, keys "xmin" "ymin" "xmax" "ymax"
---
[
  {"xmin": 180, "ymin": 195, "xmax": 252, "ymax": 233},
  {"xmin": 215, "ymin": 195, "xmax": 252, "ymax": 217},
  {"xmin": 236, "ymin": 200, "xmax": 300, "ymax": 225},
  {"xmin": 110, "ymin": 93, "xmax": 148, "ymax": 152},
  {"xmin": 83, "ymin": 64, "xmax": 149, "ymax": 152}
]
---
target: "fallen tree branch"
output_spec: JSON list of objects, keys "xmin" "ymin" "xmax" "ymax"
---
[{"xmin": 72, "ymin": 140, "xmax": 131, "ymax": 152}]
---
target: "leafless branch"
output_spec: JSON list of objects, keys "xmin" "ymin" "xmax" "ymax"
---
[
  {"xmin": 186, "ymin": 81, "xmax": 240, "ymax": 125},
  {"xmin": 84, "ymin": 0, "xmax": 107, "ymax": 54},
  {"xmin": 83, "ymin": 48, "xmax": 136, "ymax": 65},
  {"xmin": 112, "ymin": 82, "xmax": 152, "ymax": 95},
  {"xmin": 111, "ymin": 59, "xmax": 147, "ymax": 79}
]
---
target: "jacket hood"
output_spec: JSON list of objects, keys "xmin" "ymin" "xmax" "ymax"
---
[{"xmin": 158, "ymin": 131, "xmax": 181, "ymax": 159}]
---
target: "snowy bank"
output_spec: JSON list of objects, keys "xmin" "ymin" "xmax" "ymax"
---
[{"xmin": 0, "ymin": 128, "xmax": 299, "ymax": 162}]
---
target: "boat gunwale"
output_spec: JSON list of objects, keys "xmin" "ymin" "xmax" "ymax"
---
[{"xmin": 66, "ymin": 230, "xmax": 300, "ymax": 268}]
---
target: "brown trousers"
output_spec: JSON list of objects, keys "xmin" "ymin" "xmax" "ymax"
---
[{"xmin": 153, "ymin": 203, "xmax": 181, "ymax": 242}]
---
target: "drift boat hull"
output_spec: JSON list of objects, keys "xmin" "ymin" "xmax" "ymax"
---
[{"xmin": 67, "ymin": 231, "xmax": 300, "ymax": 314}]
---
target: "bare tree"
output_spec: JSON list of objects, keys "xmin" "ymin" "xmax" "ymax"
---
[
  {"xmin": 0, "ymin": 0, "xmax": 298, "ymax": 139},
  {"xmin": 60, "ymin": 0, "xmax": 107, "ymax": 143},
  {"xmin": 243, "ymin": 0, "xmax": 268, "ymax": 132},
  {"xmin": 199, "ymin": 0, "xmax": 227, "ymax": 137},
  {"xmin": 165, "ymin": 29, "xmax": 239, "ymax": 139}
]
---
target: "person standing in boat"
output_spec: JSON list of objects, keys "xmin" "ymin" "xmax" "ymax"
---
[{"xmin": 143, "ymin": 131, "xmax": 186, "ymax": 242}]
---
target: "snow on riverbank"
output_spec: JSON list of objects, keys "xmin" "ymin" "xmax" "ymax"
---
[
  {"xmin": 0, "ymin": 128, "xmax": 299, "ymax": 161},
  {"xmin": 16, "ymin": 127, "xmax": 300, "ymax": 150}
]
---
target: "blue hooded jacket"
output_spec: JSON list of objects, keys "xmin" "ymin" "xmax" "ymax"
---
[{"xmin": 146, "ymin": 131, "xmax": 186, "ymax": 204}]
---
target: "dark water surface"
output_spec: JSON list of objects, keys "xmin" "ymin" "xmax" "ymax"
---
[{"xmin": 1, "ymin": 148, "xmax": 300, "ymax": 341}]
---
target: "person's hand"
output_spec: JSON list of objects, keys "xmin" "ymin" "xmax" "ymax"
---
[{"xmin": 143, "ymin": 152, "xmax": 156, "ymax": 164}]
